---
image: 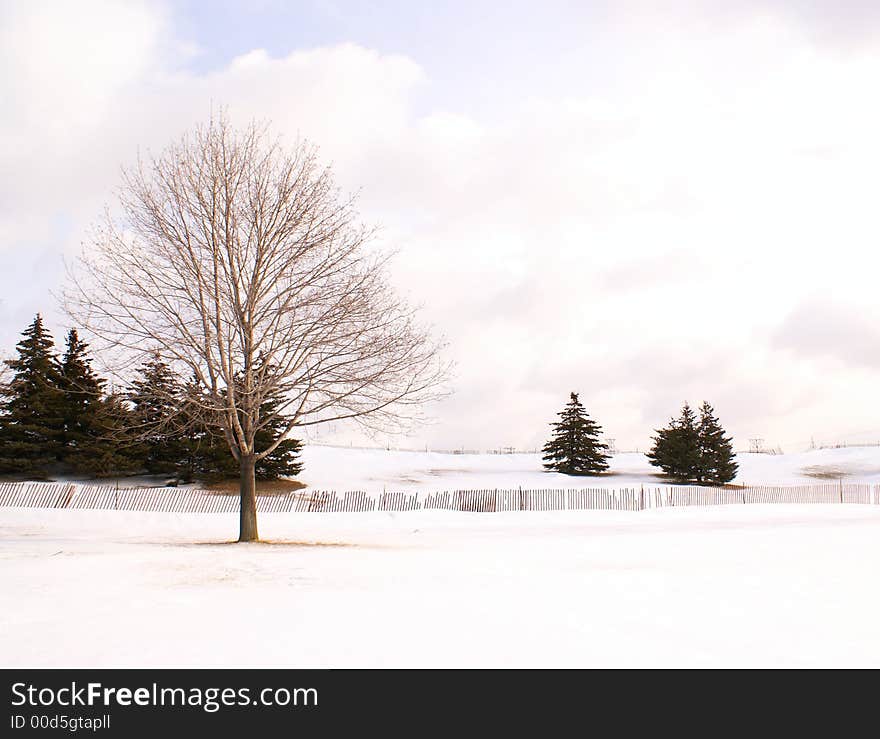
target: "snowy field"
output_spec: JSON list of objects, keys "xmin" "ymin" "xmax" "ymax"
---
[
  {"xmin": 4, "ymin": 446, "xmax": 880, "ymax": 668},
  {"xmin": 3, "ymin": 503, "xmax": 880, "ymax": 667},
  {"xmin": 37, "ymin": 444, "xmax": 880, "ymax": 493},
  {"xmin": 295, "ymin": 445, "xmax": 880, "ymax": 492}
]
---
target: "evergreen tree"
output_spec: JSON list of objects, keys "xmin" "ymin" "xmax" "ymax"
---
[
  {"xmin": 542, "ymin": 392, "xmax": 610, "ymax": 475},
  {"xmin": 72, "ymin": 392, "xmax": 140, "ymax": 477},
  {"xmin": 130, "ymin": 370, "xmax": 304, "ymax": 482},
  {"xmin": 646, "ymin": 424, "xmax": 675, "ymax": 476},
  {"xmin": 697, "ymin": 401, "xmax": 738, "ymax": 484},
  {"xmin": 648, "ymin": 401, "xmax": 737, "ymax": 484},
  {"xmin": 0, "ymin": 315, "xmax": 65, "ymax": 475},
  {"xmin": 58, "ymin": 329, "xmax": 107, "ymax": 473},
  {"xmin": 175, "ymin": 378, "xmax": 213, "ymax": 484},
  {"xmin": 647, "ymin": 402, "xmax": 700, "ymax": 482},
  {"xmin": 191, "ymin": 392, "xmax": 304, "ymax": 481},
  {"xmin": 127, "ymin": 355, "xmax": 186, "ymax": 475},
  {"xmin": 251, "ymin": 395, "xmax": 304, "ymax": 480}
]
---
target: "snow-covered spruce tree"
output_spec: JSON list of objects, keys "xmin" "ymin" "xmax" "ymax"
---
[
  {"xmin": 542, "ymin": 392, "xmax": 610, "ymax": 475},
  {"xmin": 0, "ymin": 315, "xmax": 65, "ymax": 475},
  {"xmin": 646, "ymin": 402, "xmax": 700, "ymax": 482},
  {"xmin": 697, "ymin": 401, "xmax": 738, "ymax": 484}
]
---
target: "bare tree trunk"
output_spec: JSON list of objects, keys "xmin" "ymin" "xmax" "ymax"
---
[{"xmin": 239, "ymin": 454, "xmax": 258, "ymax": 542}]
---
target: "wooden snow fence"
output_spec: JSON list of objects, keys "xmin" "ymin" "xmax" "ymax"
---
[
  {"xmin": 419, "ymin": 488, "xmax": 644, "ymax": 512},
  {"xmin": 660, "ymin": 483, "xmax": 875, "ymax": 508},
  {"xmin": 0, "ymin": 481, "xmax": 75, "ymax": 509},
  {"xmin": 0, "ymin": 481, "xmax": 878, "ymax": 513}
]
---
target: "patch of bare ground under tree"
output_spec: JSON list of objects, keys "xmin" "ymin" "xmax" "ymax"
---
[{"xmin": 198, "ymin": 478, "xmax": 307, "ymax": 496}]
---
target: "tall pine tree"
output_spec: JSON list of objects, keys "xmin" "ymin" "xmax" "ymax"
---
[
  {"xmin": 647, "ymin": 402, "xmax": 700, "ymax": 483},
  {"xmin": 127, "ymin": 355, "xmax": 187, "ymax": 475},
  {"xmin": 542, "ymin": 392, "xmax": 610, "ymax": 475},
  {"xmin": 697, "ymin": 401, "xmax": 738, "ymax": 484},
  {"xmin": 58, "ymin": 329, "xmax": 107, "ymax": 473},
  {"xmin": 175, "ymin": 377, "xmax": 214, "ymax": 484},
  {"xmin": 69, "ymin": 392, "xmax": 140, "ymax": 478},
  {"xmin": 0, "ymin": 315, "xmax": 65, "ymax": 475}
]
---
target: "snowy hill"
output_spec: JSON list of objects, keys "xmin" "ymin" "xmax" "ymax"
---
[{"xmin": 295, "ymin": 445, "xmax": 880, "ymax": 492}]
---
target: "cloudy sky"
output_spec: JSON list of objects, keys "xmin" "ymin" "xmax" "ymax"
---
[{"xmin": 2, "ymin": 0, "xmax": 879, "ymax": 452}]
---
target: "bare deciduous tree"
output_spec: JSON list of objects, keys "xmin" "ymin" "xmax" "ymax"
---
[{"xmin": 65, "ymin": 114, "xmax": 449, "ymax": 541}]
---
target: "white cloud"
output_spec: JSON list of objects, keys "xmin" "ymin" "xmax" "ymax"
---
[{"xmin": 2, "ymin": 1, "xmax": 880, "ymax": 451}]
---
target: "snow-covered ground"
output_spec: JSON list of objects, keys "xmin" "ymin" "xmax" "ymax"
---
[
  {"xmin": 4, "ymin": 446, "xmax": 880, "ymax": 667},
  {"xmin": 3, "ymin": 504, "xmax": 880, "ymax": 667},
  {"xmin": 295, "ymin": 445, "xmax": 880, "ymax": 492}
]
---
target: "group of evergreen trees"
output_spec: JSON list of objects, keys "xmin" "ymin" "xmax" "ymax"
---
[
  {"xmin": 542, "ymin": 393, "xmax": 737, "ymax": 485},
  {"xmin": 646, "ymin": 401, "xmax": 738, "ymax": 484},
  {"xmin": 0, "ymin": 316, "xmax": 115, "ymax": 476},
  {"xmin": 2, "ymin": 316, "xmax": 740, "ymax": 487},
  {"xmin": 0, "ymin": 315, "xmax": 302, "ymax": 481}
]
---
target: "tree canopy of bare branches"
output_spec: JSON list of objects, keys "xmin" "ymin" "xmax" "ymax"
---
[{"xmin": 65, "ymin": 113, "xmax": 449, "ymax": 541}]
